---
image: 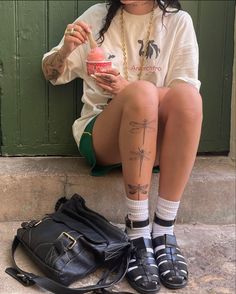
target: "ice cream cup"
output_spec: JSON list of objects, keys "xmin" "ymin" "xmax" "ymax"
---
[{"xmin": 86, "ymin": 60, "xmax": 112, "ymax": 75}]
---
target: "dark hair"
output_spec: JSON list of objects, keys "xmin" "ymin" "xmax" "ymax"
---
[{"xmin": 98, "ymin": 0, "xmax": 182, "ymax": 44}]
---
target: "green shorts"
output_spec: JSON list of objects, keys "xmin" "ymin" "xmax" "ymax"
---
[{"xmin": 79, "ymin": 116, "xmax": 160, "ymax": 177}]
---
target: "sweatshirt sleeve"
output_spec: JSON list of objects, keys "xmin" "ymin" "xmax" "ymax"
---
[
  {"xmin": 42, "ymin": 38, "xmax": 85, "ymax": 85},
  {"xmin": 41, "ymin": 5, "xmax": 103, "ymax": 85},
  {"xmin": 164, "ymin": 12, "xmax": 201, "ymax": 91}
]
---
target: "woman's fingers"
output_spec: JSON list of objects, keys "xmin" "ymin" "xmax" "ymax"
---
[
  {"xmin": 92, "ymin": 72, "xmax": 129, "ymax": 96},
  {"xmin": 62, "ymin": 21, "xmax": 92, "ymax": 56},
  {"xmin": 99, "ymin": 68, "xmax": 120, "ymax": 76},
  {"xmin": 74, "ymin": 20, "xmax": 91, "ymax": 34},
  {"xmin": 65, "ymin": 21, "xmax": 91, "ymax": 44},
  {"xmin": 94, "ymin": 73, "xmax": 116, "ymax": 83},
  {"xmin": 65, "ymin": 26, "xmax": 85, "ymax": 43},
  {"xmin": 96, "ymin": 82, "xmax": 114, "ymax": 93},
  {"xmin": 66, "ymin": 35, "xmax": 84, "ymax": 45}
]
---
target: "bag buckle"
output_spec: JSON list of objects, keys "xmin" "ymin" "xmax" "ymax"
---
[
  {"xmin": 21, "ymin": 219, "xmax": 42, "ymax": 229},
  {"xmin": 16, "ymin": 273, "xmax": 34, "ymax": 286},
  {"xmin": 59, "ymin": 232, "xmax": 76, "ymax": 249},
  {"xmin": 33, "ymin": 220, "xmax": 42, "ymax": 227}
]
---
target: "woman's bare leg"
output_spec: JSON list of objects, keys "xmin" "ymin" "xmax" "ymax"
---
[
  {"xmin": 93, "ymin": 80, "xmax": 161, "ymax": 292},
  {"xmin": 93, "ymin": 80, "xmax": 160, "ymax": 200},
  {"xmin": 152, "ymin": 83, "xmax": 202, "ymax": 289},
  {"xmin": 152, "ymin": 83, "xmax": 202, "ymax": 236},
  {"xmin": 157, "ymin": 83, "xmax": 203, "ymax": 201},
  {"xmin": 92, "ymin": 81, "xmax": 202, "ymax": 291},
  {"xmin": 93, "ymin": 81, "xmax": 202, "ymax": 217}
]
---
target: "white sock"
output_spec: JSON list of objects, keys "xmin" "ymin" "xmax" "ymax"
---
[
  {"xmin": 125, "ymin": 197, "xmax": 151, "ymax": 240},
  {"xmin": 152, "ymin": 196, "xmax": 180, "ymax": 238}
]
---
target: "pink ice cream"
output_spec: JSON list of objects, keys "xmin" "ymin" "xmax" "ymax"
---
[
  {"xmin": 86, "ymin": 46, "xmax": 112, "ymax": 75},
  {"xmin": 87, "ymin": 47, "xmax": 105, "ymax": 62}
]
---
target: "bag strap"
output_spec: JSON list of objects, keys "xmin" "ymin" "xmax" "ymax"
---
[{"xmin": 5, "ymin": 236, "xmax": 132, "ymax": 294}]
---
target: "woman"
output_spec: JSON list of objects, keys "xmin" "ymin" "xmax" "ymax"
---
[{"xmin": 42, "ymin": 0, "xmax": 202, "ymax": 293}]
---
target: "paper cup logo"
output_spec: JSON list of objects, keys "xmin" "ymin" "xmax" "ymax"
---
[{"xmin": 86, "ymin": 61, "xmax": 112, "ymax": 75}]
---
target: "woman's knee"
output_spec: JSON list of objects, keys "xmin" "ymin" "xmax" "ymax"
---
[
  {"xmin": 166, "ymin": 83, "xmax": 203, "ymax": 122},
  {"xmin": 120, "ymin": 80, "xmax": 159, "ymax": 114}
]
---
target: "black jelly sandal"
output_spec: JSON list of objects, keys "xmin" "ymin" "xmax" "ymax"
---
[
  {"xmin": 125, "ymin": 218, "xmax": 160, "ymax": 294},
  {"xmin": 152, "ymin": 216, "xmax": 188, "ymax": 289}
]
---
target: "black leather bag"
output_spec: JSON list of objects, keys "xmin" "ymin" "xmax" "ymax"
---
[{"xmin": 6, "ymin": 194, "xmax": 131, "ymax": 293}]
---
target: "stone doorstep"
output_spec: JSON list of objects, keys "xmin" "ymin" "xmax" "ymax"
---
[
  {"xmin": 0, "ymin": 156, "xmax": 235, "ymax": 224},
  {"xmin": 0, "ymin": 222, "xmax": 235, "ymax": 294}
]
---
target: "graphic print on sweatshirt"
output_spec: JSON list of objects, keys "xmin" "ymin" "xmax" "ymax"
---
[
  {"xmin": 103, "ymin": 38, "xmax": 162, "ymax": 85},
  {"xmin": 138, "ymin": 39, "xmax": 160, "ymax": 59},
  {"xmin": 128, "ymin": 39, "xmax": 162, "ymax": 84}
]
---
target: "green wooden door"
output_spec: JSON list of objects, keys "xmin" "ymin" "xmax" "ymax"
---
[
  {"xmin": 181, "ymin": 0, "xmax": 235, "ymax": 153},
  {"xmin": 0, "ymin": 0, "xmax": 100, "ymax": 156},
  {"xmin": 0, "ymin": 0, "xmax": 235, "ymax": 155}
]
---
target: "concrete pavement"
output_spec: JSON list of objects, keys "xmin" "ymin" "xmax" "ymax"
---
[
  {"xmin": 0, "ymin": 156, "xmax": 235, "ymax": 224},
  {"xmin": 0, "ymin": 222, "xmax": 235, "ymax": 294}
]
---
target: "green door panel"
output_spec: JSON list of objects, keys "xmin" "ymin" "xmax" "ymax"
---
[
  {"xmin": 0, "ymin": 0, "xmax": 100, "ymax": 155},
  {"xmin": 0, "ymin": 1, "xmax": 20, "ymax": 149},
  {"xmin": 0, "ymin": 0, "xmax": 235, "ymax": 155},
  {"xmin": 200, "ymin": 0, "xmax": 233, "ymax": 152},
  {"xmin": 181, "ymin": 0, "xmax": 235, "ymax": 152}
]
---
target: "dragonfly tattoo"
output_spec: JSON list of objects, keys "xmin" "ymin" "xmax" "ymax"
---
[
  {"xmin": 129, "ymin": 119, "xmax": 156, "ymax": 145},
  {"xmin": 128, "ymin": 184, "xmax": 149, "ymax": 200},
  {"xmin": 130, "ymin": 147, "xmax": 151, "ymax": 176}
]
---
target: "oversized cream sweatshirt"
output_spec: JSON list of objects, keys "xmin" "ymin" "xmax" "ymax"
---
[{"xmin": 42, "ymin": 3, "xmax": 201, "ymax": 147}]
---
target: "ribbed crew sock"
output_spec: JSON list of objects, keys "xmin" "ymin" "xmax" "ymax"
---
[
  {"xmin": 152, "ymin": 196, "xmax": 180, "ymax": 239},
  {"xmin": 125, "ymin": 197, "xmax": 151, "ymax": 240}
]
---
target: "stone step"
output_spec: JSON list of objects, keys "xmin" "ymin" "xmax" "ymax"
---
[
  {"xmin": 1, "ymin": 222, "xmax": 235, "ymax": 294},
  {"xmin": 0, "ymin": 156, "xmax": 235, "ymax": 224}
]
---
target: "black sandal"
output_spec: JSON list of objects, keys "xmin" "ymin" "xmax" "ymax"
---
[
  {"xmin": 125, "ymin": 218, "xmax": 160, "ymax": 294},
  {"xmin": 153, "ymin": 233, "xmax": 188, "ymax": 289}
]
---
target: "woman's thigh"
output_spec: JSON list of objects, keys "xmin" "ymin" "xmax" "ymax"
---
[
  {"xmin": 158, "ymin": 83, "xmax": 202, "ymax": 123},
  {"xmin": 92, "ymin": 81, "xmax": 170, "ymax": 165},
  {"xmin": 154, "ymin": 83, "xmax": 202, "ymax": 165},
  {"xmin": 92, "ymin": 96, "xmax": 124, "ymax": 165}
]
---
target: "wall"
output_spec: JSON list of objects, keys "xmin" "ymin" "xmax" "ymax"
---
[
  {"xmin": 230, "ymin": 8, "xmax": 236, "ymax": 161},
  {"xmin": 0, "ymin": 0, "xmax": 235, "ymax": 155}
]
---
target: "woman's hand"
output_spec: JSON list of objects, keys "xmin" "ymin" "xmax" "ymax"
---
[
  {"xmin": 62, "ymin": 21, "xmax": 91, "ymax": 57},
  {"xmin": 93, "ymin": 68, "xmax": 130, "ymax": 96}
]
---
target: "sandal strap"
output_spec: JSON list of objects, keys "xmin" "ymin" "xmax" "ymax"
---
[
  {"xmin": 153, "ymin": 234, "xmax": 178, "ymax": 248},
  {"xmin": 158, "ymin": 259, "xmax": 188, "ymax": 272},
  {"xmin": 127, "ymin": 237, "xmax": 160, "ymax": 292},
  {"xmin": 131, "ymin": 236, "xmax": 153, "ymax": 250},
  {"xmin": 154, "ymin": 215, "xmax": 176, "ymax": 227},
  {"xmin": 125, "ymin": 215, "xmax": 149, "ymax": 229},
  {"xmin": 153, "ymin": 234, "xmax": 188, "ymax": 289}
]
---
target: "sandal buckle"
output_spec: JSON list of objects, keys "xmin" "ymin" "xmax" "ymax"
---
[
  {"xmin": 125, "ymin": 215, "xmax": 133, "ymax": 229},
  {"xmin": 125, "ymin": 215, "xmax": 149, "ymax": 229},
  {"xmin": 130, "ymin": 219, "xmax": 134, "ymax": 230}
]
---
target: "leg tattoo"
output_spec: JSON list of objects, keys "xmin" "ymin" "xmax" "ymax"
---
[
  {"xmin": 130, "ymin": 147, "xmax": 151, "ymax": 176},
  {"xmin": 129, "ymin": 119, "xmax": 156, "ymax": 145},
  {"xmin": 128, "ymin": 184, "xmax": 149, "ymax": 200}
]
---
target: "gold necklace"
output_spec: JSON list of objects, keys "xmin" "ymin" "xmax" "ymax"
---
[{"xmin": 120, "ymin": 5, "xmax": 155, "ymax": 81}]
